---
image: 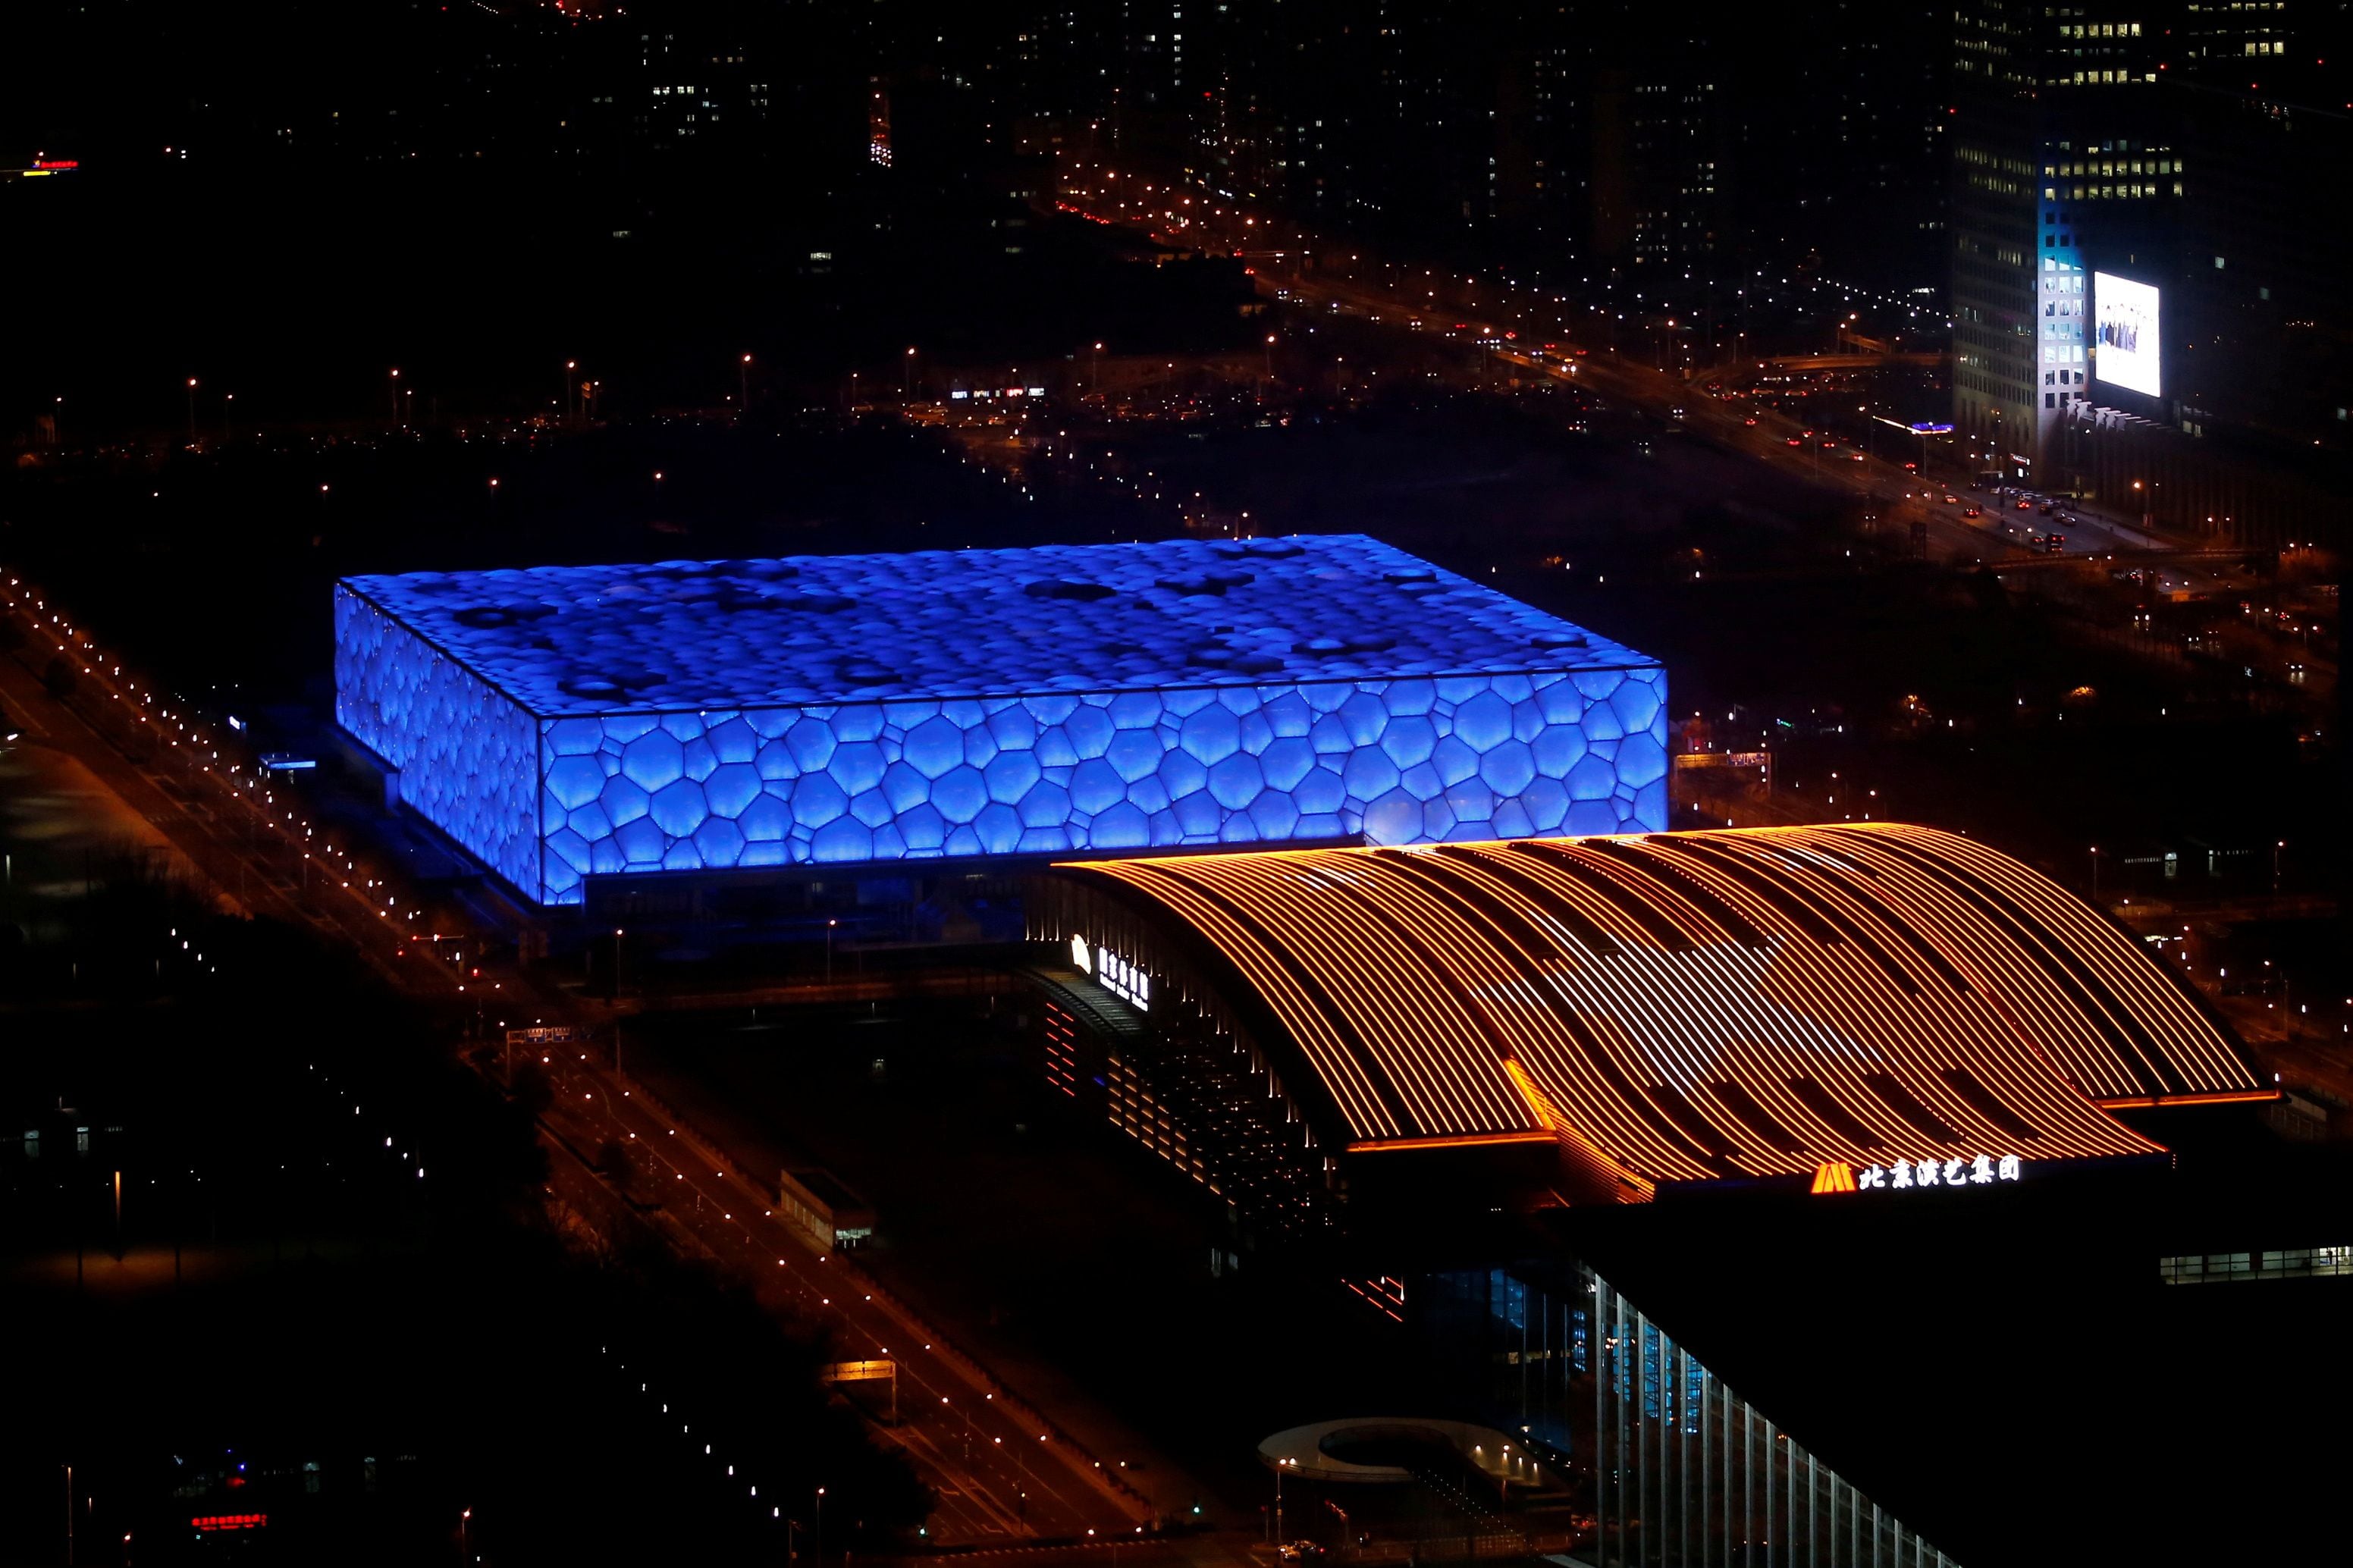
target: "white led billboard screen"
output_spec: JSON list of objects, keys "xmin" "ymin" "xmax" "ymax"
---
[{"xmin": 2093, "ymin": 273, "xmax": 2162, "ymax": 398}]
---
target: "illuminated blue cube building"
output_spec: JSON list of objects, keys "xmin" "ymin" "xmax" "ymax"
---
[{"xmin": 334, "ymin": 535, "xmax": 1666, "ymax": 907}]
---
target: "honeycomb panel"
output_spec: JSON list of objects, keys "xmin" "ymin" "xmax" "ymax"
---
[
  {"xmin": 334, "ymin": 586, "xmax": 541, "ymax": 894},
  {"xmin": 335, "ymin": 538, "xmax": 1667, "ymax": 906},
  {"xmin": 532, "ymin": 670, "xmax": 1667, "ymax": 905},
  {"xmin": 338, "ymin": 535, "xmax": 1656, "ymax": 711}
]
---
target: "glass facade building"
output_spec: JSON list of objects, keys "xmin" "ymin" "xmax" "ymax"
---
[
  {"xmin": 334, "ymin": 536, "xmax": 1666, "ymax": 906},
  {"xmin": 1421, "ymin": 1265, "xmax": 1961, "ymax": 1566}
]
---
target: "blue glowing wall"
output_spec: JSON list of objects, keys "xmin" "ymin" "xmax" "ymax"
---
[
  {"xmin": 336, "ymin": 588, "xmax": 541, "ymax": 893},
  {"xmin": 334, "ymin": 538, "xmax": 1666, "ymax": 906}
]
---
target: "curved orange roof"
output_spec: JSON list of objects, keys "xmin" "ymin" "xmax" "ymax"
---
[{"xmin": 1059, "ymin": 825, "xmax": 2262, "ymax": 1190}]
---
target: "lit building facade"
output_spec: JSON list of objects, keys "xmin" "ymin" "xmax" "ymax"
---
[
  {"xmin": 1417, "ymin": 1264, "xmax": 1965, "ymax": 1567},
  {"xmin": 334, "ymin": 536, "xmax": 1666, "ymax": 907},
  {"xmin": 1951, "ymin": 3, "xmax": 2181, "ymax": 475},
  {"xmin": 1025, "ymin": 824, "xmax": 2263, "ymax": 1229}
]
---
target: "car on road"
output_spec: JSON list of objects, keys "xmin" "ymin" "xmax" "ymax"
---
[
  {"xmin": 2016, "ymin": 498, "xmax": 2034, "ymax": 510},
  {"xmin": 1278, "ymin": 1544, "xmax": 1327, "ymax": 1563},
  {"xmin": 1787, "ymin": 437, "xmax": 1804, "ymax": 447},
  {"xmin": 1961, "ymin": 506, "xmax": 1982, "ymax": 518},
  {"xmin": 1943, "ymin": 494, "xmax": 1960, "ymax": 504},
  {"xmin": 2044, "ymin": 534, "xmax": 2065, "ymax": 554}
]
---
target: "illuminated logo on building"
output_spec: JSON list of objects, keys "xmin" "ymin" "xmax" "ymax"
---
[
  {"xmin": 191, "ymin": 1515, "xmax": 268, "ymax": 1532},
  {"xmin": 1075, "ymin": 936, "xmax": 1150, "ymax": 1011},
  {"xmin": 1811, "ymin": 1162, "xmax": 1858, "ymax": 1193}
]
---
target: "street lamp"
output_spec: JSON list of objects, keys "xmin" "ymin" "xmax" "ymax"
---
[
  {"xmin": 185, "ymin": 378, "xmax": 197, "ymax": 444},
  {"xmin": 563, "ymin": 359, "xmax": 577, "ymax": 420},
  {"xmin": 740, "ymin": 353, "xmax": 751, "ymax": 413},
  {"xmin": 903, "ymin": 346, "xmax": 917, "ymax": 398},
  {"xmin": 814, "ymin": 1488, "xmax": 825, "ymax": 1568},
  {"xmin": 388, "ymin": 367, "xmax": 400, "ymax": 422}
]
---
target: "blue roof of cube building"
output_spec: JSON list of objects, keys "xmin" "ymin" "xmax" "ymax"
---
[{"xmin": 337, "ymin": 535, "xmax": 1652, "ymax": 715}]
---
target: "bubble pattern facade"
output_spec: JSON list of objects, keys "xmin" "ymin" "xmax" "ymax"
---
[
  {"xmin": 334, "ymin": 538, "xmax": 1666, "ymax": 906},
  {"xmin": 336, "ymin": 587, "xmax": 541, "ymax": 893}
]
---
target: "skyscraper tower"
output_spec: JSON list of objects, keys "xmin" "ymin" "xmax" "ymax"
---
[{"xmin": 1950, "ymin": 2, "xmax": 2179, "ymax": 477}]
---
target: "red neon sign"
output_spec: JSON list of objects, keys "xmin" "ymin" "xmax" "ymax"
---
[
  {"xmin": 34, "ymin": 160, "xmax": 78, "ymax": 170},
  {"xmin": 191, "ymin": 1513, "xmax": 268, "ymax": 1531}
]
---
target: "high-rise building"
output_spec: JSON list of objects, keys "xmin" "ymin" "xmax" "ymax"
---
[
  {"xmin": 1950, "ymin": 2, "xmax": 2183, "ymax": 476},
  {"xmin": 1589, "ymin": 33, "xmax": 1729, "ymax": 273},
  {"xmin": 2168, "ymin": 3, "xmax": 2353, "ymax": 456},
  {"xmin": 1788, "ymin": 2, "xmax": 1952, "ymax": 290},
  {"xmin": 1950, "ymin": 0, "xmax": 2349, "ymax": 525}
]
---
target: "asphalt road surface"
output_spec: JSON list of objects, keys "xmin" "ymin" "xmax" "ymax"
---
[
  {"xmin": 527, "ymin": 1038, "xmax": 1150, "ymax": 1544},
  {"xmin": 0, "ymin": 575, "xmax": 1151, "ymax": 1548}
]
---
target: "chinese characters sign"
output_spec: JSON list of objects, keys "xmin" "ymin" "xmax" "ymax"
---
[
  {"xmin": 1812, "ymin": 1155, "xmax": 2023, "ymax": 1194},
  {"xmin": 1070, "ymin": 933, "xmax": 1151, "ymax": 1011}
]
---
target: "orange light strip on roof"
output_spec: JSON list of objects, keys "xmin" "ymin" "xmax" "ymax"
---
[
  {"xmin": 1174, "ymin": 850, "xmax": 1535, "ymax": 1136},
  {"xmin": 2093, "ymin": 1089, "xmax": 2280, "ymax": 1109},
  {"xmin": 1814, "ymin": 826, "xmax": 2173, "ymax": 1097},
  {"xmin": 1344, "ymin": 1132, "xmax": 1563, "ymax": 1153},
  {"xmin": 1084, "ymin": 857, "xmax": 1401, "ymax": 1137},
  {"xmin": 1369, "ymin": 847, "xmax": 1715, "ymax": 1175},
  {"xmin": 1865, "ymin": 825, "xmax": 2255, "ymax": 1094},
  {"xmin": 1443, "ymin": 847, "xmax": 1733, "ymax": 1177},
  {"xmin": 1690, "ymin": 830, "xmax": 2110, "ymax": 1160},
  {"xmin": 1056, "ymin": 826, "xmax": 2259, "ymax": 1189}
]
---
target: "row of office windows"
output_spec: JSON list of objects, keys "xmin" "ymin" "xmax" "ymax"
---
[
  {"xmin": 2045, "ymin": 181, "xmax": 2181, "ymax": 199},
  {"xmin": 2047, "ymin": 156, "xmax": 2178, "ymax": 178},
  {"xmin": 2160, "ymin": 1247, "xmax": 2352, "ymax": 1283}
]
